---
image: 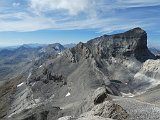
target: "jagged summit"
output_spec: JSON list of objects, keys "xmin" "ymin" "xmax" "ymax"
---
[
  {"xmin": 124, "ymin": 27, "xmax": 146, "ymax": 34},
  {"xmin": 70, "ymin": 27, "xmax": 155, "ymax": 62},
  {"xmin": 106, "ymin": 27, "xmax": 146, "ymax": 38}
]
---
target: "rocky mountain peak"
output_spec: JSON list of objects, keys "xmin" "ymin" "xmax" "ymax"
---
[
  {"xmin": 68, "ymin": 27, "xmax": 155, "ymax": 62},
  {"xmin": 68, "ymin": 42, "xmax": 91, "ymax": 62},
  {"xmin": 47, "ymin": 43, "xmax": 65, "ymax": 51},
  {"xmin": 124, "ymin": 27, "xmax": 146, "ymax": 34}
]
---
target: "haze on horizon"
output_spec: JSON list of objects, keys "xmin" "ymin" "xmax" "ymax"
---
[{"xmin": 0, "ymin": 0, "xmax": 160, "ymax": 47}]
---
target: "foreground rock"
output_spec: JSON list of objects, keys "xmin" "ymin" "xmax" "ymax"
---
[
  {"xmin": 89, "ymin": 87, "xmax": 128, "ymax": 120},
  {"xmin": 77, "ymin": 100, "xmax": 128, "ymax": 120},
  {"xmin": 58, "ymin": 87, "xmax": 128, "ymax": 120},
  {"xmin": 92, "ymin": 87, "xmax": 112, "ymax": 105}
]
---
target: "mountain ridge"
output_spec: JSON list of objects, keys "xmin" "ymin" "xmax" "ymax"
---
[{"xmin": 0, "ymin": 27, "xmax": 160, "ymax": 120}]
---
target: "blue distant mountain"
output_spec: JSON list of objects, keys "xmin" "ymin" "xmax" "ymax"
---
[
  {"xmin": 22, "ymin": 43, "xmax": 47, "ymax": 48},
  {"xmin": 0, "ymin": 43, "xmax": 76, "ymax": 51},
  {"xmin": 149, "ymin": 47, "xmax": 160, "ymax": 56},
  {"xmin": 63, "ymin": 43, "xmax": 76, "ymax": 48}
]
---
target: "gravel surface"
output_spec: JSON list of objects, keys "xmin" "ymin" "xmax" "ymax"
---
[
  {"xmin": 114, "ymin": 97, "xmax": 160, "ymax": 120},
  {"xmin": 135, "ymin": 87, "xmax": 160, "ymax": 105}
]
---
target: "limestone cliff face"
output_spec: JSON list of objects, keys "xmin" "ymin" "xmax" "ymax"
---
[
  {"xmin": 86, "ymin": 27, "xmax": 154, "ymax": 62},
  {"xmin": 132, "ymin": 59, "xmax": 160, "ymax": 92},
  {"xmin": 66, "ymin": 28, "xmax": 155, "ymax": 63}
]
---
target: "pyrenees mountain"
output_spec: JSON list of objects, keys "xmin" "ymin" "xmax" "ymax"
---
[
  {"xmin": 63, "ymin": 43, "xmax": 76, "ymax": 48},
  {"xmin": 0, "ymin": 28, "xmax": 160, "ymax": 120},
  {"xmin": 149, "ymin": 47, "xmax": 160, "ymax": 56},
  {"xmin": 0, "ymin": 43, "xmax": 65, "ymax": 82}
]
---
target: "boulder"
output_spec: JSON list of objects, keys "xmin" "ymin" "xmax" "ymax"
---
[
  {"xmin": 92, "ymin": 101, "xmax": 128, "ymax": 120},
  {"xmin": 92, "ymin": 87, "xmax": 112, "ymax": 105},
  {"xmin": 75, "ymin": 87, "xmax": 128, "ymax": 120}
]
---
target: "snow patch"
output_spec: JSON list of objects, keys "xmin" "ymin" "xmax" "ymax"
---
[
  {"xmin": 121, "ymin": 92, "xmax": 135, "ymax": 98},
  {"xmin": 8, "ymin": 112, "xmax": 15, "ymax": 118},
  {"xmin": 17, "ymin": 82, "xmax": 24, "ymax": 87},
  {"xmin": 49, "ymin": 94, "xmax": 55, "ymax": 99},
  {"xmin": 31, "ymin": 82, "xmax": 36, "ymax": 87},
  {"xmin": 35, "ymin": 98, "xmax": 40, "ymax": 103},
  {"xmin": 55, "ymin": 46, "xmax": 60, "ymax": 50},
  {"xmin": 57, "ymin": 52, "xmax": 63, "ymax": 56},
  {"xmin": 27, "ymin": 72, "xmax": 31, "ymax": 79},
  {"xmin": 39, "ymin": 65, "xmax": 43, "ymax": 68},
  {"xmin": 65, "ymin": 92, "xmax": 71, "ymax": 97},
  {"xmin": 58, "ymin": 116, "xmax": 73, "ymax": 120}
]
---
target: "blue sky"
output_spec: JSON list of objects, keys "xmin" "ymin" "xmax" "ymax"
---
[{"xmin": 0, "ymin": 0, "xmax": 160, "ymax": 47}]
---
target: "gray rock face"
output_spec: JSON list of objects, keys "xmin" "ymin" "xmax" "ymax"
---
[
  {"xmin": 85, "ymin": 27, "xmax": 155, "ymax": 62},
  {"xmin": 75, "ymin": 87, "xmax": 128, "ymax": 120},
  {"xmin": 67, "ymin": 28, "xmax": 155, "ymax": 63},
  {"xmin": 35, "ymin": 43, "xmax": 65, "ymax": 66},
  {"xmin": 132, "ymin": 59, "xmax": 160, "ymax": 92},
  {"xmin": 69, "ymin": 42, "xmax": 91, "ymax": 62},
  {"xmin": 91, "ymin": 88, "xmax": 128, "ymax": 120},
  {"xmin": 92, "ymin": 87, "xmax": 112, "ymax": 105},
  {"xmin": 57, "ymin": 87, "xmax": 128, "ymax": 120},
  {"xmin": 92, "ymin": 101, "xmax": 128, "ymax": 120}
]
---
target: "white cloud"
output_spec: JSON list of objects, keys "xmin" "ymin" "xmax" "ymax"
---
[
  {"xmin": 118, "ymin": 0, "xmax": 160, "ymax": 5},
  {"xmin": 29, "ymin": 0, "xmax": 93, "ymax": 15},
  {"xmin": 116, "ymin": 0, "xmax": 160, "ymax": 7},
  {"xmin": 13, "ymin": 2, "xmax": 20, "ymax": 7},
  {"xmin": 0, "ymin": 12, "xmax": 55, "ymax": 32}
]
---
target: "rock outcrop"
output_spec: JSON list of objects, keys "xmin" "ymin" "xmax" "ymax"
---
[
  {"xmin": 91, "ymin": 101, "xmax": 128, "ymax": 119},
  {"xmin": 132, "ymin": 59, "xmax": 160, "ymax": 92},
  {"xmin": 58, "ymin": 87, "xmax": 128, "ymax": 120},
  {"xmin": 86, "ymin": 27, "xmax": 155, "ymax": 62},
  {"xmin": 82, "ymin": 87, "xmax": 128, "ymax": 120},
  {"xmin": 67, "ymin": 28, "xmax": 155, "ymax": 63},
  {"xmin": 92, "ymin": 87, "xmax": 112, "ymax": 105}
]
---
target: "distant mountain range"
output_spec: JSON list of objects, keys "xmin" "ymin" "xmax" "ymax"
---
[
  {"xmin": 0, "ymin": 43, "xmax": 76, "ymax": 51},
  {"xmin": 149, "ymin": 47, "xmax": 160, "ymax": 56},
  {"xmin": 0, "ymin": 43, "xmax": 67, "ymax": 81},
  {"xmin": 63, "ymin": 43, "xmax": 76, "ymax": 48}
]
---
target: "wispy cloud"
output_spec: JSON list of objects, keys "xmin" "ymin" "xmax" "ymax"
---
[
  {"xmin": 29, "ymin": 0, "xmax": 93, "ymax": 15},
  {"xmin": 13, "ymin": 2, "xmax": 20, "ymax": 7},
  {"xmin": 0, "ymin": 12, "xmax": 55, "ymax": 31},
  {"xmin": 117, "ymin": 0, "xmax": 160, "ymax": 7},
  {"xmin": 0, "ymin": 0, "xmax": 160, "ymax": 33}
]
